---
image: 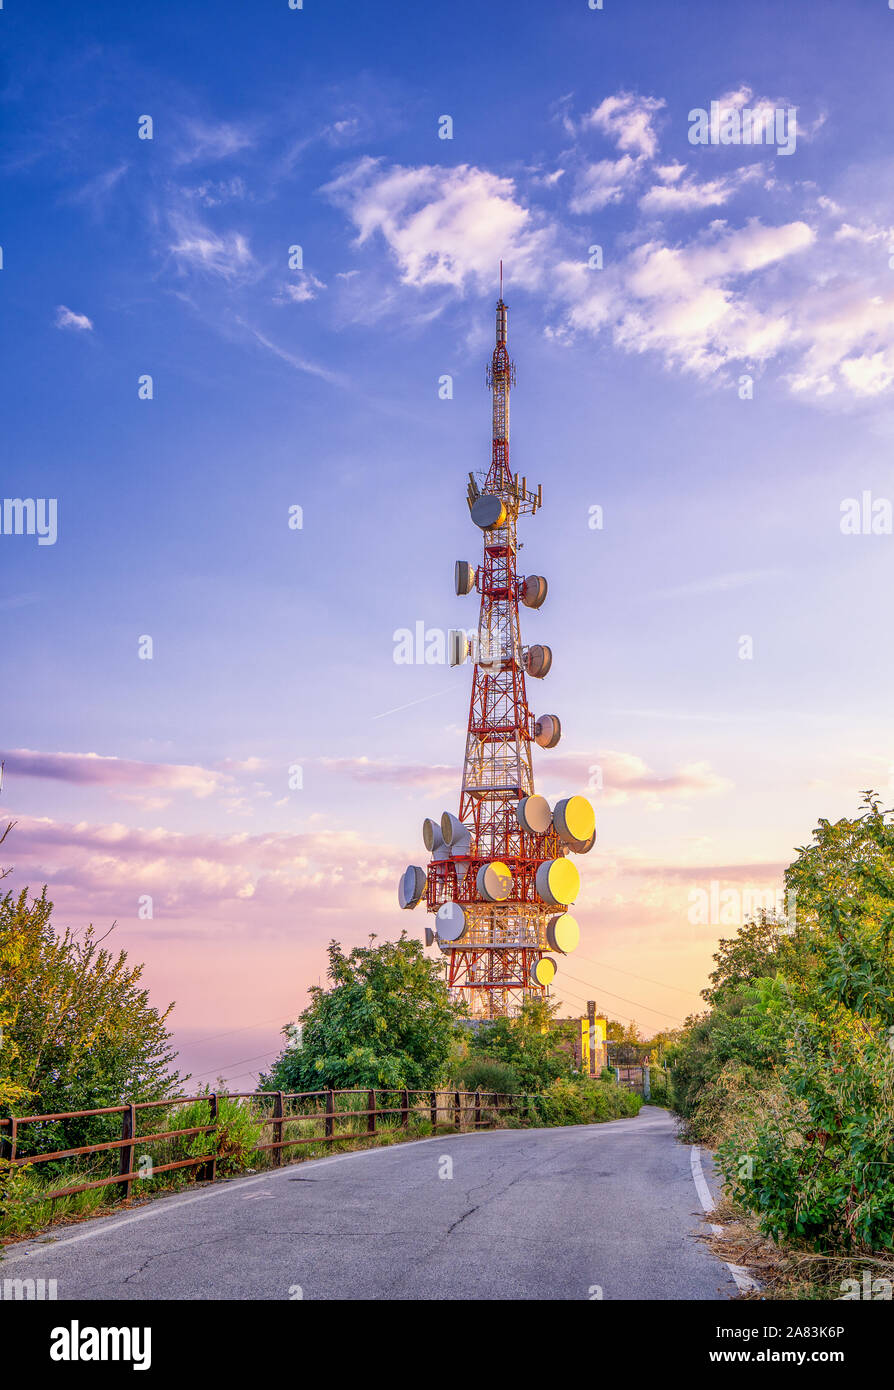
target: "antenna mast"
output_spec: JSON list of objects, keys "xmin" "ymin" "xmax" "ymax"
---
[{"xmin": 397, "ymin": 291, "xmax": 595, "ymax": 1017}]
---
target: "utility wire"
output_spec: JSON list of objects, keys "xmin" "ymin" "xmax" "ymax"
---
[{"xmin": 573, "ymin": 952, "xmax": 703, "ymax": 1000}]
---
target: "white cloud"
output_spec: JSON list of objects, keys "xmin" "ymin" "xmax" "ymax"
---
[
  {"xmin": 275, "ymin": 272, "xmax": 326, "ymax": 304},
  {"xmin": 322, "ymin": 158, "xmax": 552, "ymax": 292},
  {"xmin": 55, "ymin": 305, "xmax": 93, "ymax": 332},
  {"xmin": 168, "ymin": 213, "xmax": 255, "ymax": 280},
  {"xmin": 175, "ymin": 118, "xmax": 256, "ymax": 166},
  {"xmin": 554, "ymin": 218, "xmax": 814, "ymax": 378},
  {"xmin": 580, "ymin": 92, "xmax": 666, "ymax": 158},
  {"xmin": 569, "ymin": 155, "xmax": 639, "ymax": 213},
  {"xmin": 316, "ymin": 90, "xmax": 894, "ymax": 403},
  {"xmin": 639, "ymin": 164, "xmax": 762, "ymax": 214}
]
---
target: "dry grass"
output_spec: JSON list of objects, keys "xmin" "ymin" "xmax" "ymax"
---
[{"xmin": 704, "ymin": 1190, "xmax": 894, "ymax": 1301}]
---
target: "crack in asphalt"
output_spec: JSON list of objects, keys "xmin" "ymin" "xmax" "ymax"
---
[{"xmin": 445, "ymin": 1205, "xmax": 480, "ymax": 1236}]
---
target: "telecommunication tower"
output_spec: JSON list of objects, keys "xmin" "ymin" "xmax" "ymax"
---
[{"xmin": 398, "ymin": 280, "xmax": 595, "ymax": 1017}]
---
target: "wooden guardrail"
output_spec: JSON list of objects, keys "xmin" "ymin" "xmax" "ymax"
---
[{"xmin": 0, "ymin": 1088, "xmax": 531, "ymax": 1205}]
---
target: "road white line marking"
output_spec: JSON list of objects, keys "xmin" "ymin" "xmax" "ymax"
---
[
  {"xmin": 690, "ymin": 1146, "xmax": 759, "ymax": 1295},
  {"xmin": 1, "ymin": 1175, "xmax": 270, "ymax": 1262},
  {"xmin": 2, "ymin": 1117, "xmax": 650, "ymax": 1264}
]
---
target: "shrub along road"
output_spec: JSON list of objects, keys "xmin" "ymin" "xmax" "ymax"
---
[{"xmin": 3, "ymin": 1108, "xmax": 738, "ymax": 1300}]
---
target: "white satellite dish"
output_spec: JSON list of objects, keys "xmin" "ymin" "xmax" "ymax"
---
[
  {"xmin": 436, "ymin": 901, "xmax": 467, "ymax": 942},
  {"xmin": 454, "ymin": 561, "xmax": 476, "ymax": 595},
  {"xmin": 533, "ymin": 714, "xmax": 561, "ymax": 749},
  {"xmin": 448, "ymin": 630, "xmax": 470, "ymax": 667},
  {"xmin": 476, "ymin": 861, "xmax": 513, "ymax": 902},
  {"xmin": 516, "ymin": 794, "xmax": 552, "ymax": 835},
  {"xmin": 423, "ymin": 817, "xmax": 444, "ymax": 852},
  {"xmin": 397, "ymin": 864, "xmax": 427, "ymax": 910}
]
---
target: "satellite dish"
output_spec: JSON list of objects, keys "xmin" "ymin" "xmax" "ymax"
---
[
  {"xmin": 471, "ymin": 494, "xmax": 507, "ymax": 530},
  {"xmin": 423, "ymin": 817, "xmax": 445, "ymax": 852},
  {"xmin": 524, "ymin": 644, "xmax": 552, "ymax": 679},
  {"xmin": 531, "ymin": 956, "xmax": 557, "ymax": 986},
  {"xmin": 398, "ymin": 865, "xmax": 427, "ymax": 910},
  {"xmin": 436, "ymin": 901, "xmax": 467, "ymax": 942},
  {"xmin": 476, "ymin": 861, "xmax": 513, "ymax": 902},
  {"xmin": 521, "ymin": 575, "xmax": 548, "ymax": 609},
  {"xmin": 535, "ymin": 857, "xmax": 581, "ymax": 906},
  {"xmin": 553, "ymin": 796, "xmax": 596, "ymax": 847},
  {"xmin": 448, "ymin": 630, "xmax": 470, "ymax": 667},
  {"xmin": 440, "ymin": 812, "xmax": 465, "ymax": 846},
  {"xmin": 454, "ymin": 561, "xmax": 476, "ymax": 596},
  {"xmin": 424, "ymin": 927, "xmax": 435, "ymax": 947},
  {"xmin": 546, "ymin": 913, "xmax": 579, "ymax": 954},
  {"xmin": 516, "ymin": 794, "xmax": 552, "ymax": 835},
  {"xmin": 534, "ymin": 714, "xmax": 562, "ymax": 749}
]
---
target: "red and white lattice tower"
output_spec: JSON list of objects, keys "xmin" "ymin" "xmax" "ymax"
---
[{"xmin": 397, "ymin": 284, "xmax": 595, "ymax": 1018}]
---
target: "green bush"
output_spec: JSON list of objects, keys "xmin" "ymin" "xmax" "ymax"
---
[
  {"xmin": 530, "ymin": 1076, "xmax": 642, "ymax": 1126},
  {"xmin": 454, "ymin": 1057, "xmax": 520, "ymax": 1094},
  {"xmin": 140, "ymin": 1093, "xmax": 264, "ymax": 1188}
]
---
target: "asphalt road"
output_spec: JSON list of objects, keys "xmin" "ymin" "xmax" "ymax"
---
[{"xmin": 3, "ymin": 1107, "xmax": 739, "ymax": 1300}]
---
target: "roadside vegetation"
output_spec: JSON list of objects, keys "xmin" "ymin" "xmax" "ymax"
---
[
  {"xmin": 1, "ymin": 863, "xmax": 641, "ymax": 1242},
  {"xmin": 667, "ymin": 793, "xmax": 894, "ymax": 1298}
]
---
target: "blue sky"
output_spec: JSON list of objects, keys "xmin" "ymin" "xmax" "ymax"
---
[{"xmin": 4, "ymin": 0, "xmax": 894, "ymax": 1085}]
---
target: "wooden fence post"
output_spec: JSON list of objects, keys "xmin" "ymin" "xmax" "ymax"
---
[
  {"xmin": 400, "ymin": 1088, "xmax": 409, "ymax": 1128},
  {"xmin": 273, "ymin": 1091, "xmax": 284, "ymax": 1166},
  {"xmin": 0, "ymin": 1117, "xmax": 15, "ymax": 1163},
  {"xmin": 454, "ymin": 1091, "xmax": 461, "ymax": 1131},
  {"xmin": 118, "ymin": 1104, "xmax": 135, "ymax": 1200},
  {"xmin": 474, "ymin": 1090, "xmax": 482, "ymax": 1128},
  {"xmin": 430, "ymin": 1091, "xmax": 438, "ymax": 1132},
  {"xmin": 203, "ymin": 1093, "xmax": 219, "ymax": 1183},
  {"xmin": 325, "ymin": 1089, "xmax": 335, "ymax": 1141},
  {"xmin": 367, "ymin": 1089, "xmax": 377, "ymax": 1136}
]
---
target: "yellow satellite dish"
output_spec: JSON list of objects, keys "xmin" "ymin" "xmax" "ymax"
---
[{"xmin": 535, "ymin": 857, "xmax": 580, "ymax": 906}]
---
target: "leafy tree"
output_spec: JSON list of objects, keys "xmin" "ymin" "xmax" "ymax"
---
[
  {"xmin": 0, "ymin": 883, "xmax": 184, "ymax": 1154},
  {"xmin": 261, "ymin": 934, "xmax": 461, "ymax": 1092},
  {"xmin": 675, "ymin": 794, "xmax": 894, "ymax": 1251},
  {"xmin": 465, "ymin": 997, "xmax": 575, "ymax": 1090}
]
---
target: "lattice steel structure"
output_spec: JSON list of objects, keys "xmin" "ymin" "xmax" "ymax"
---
[{"xmin": 399, "ymin": 284, "xmax": 593, "ymax": 1018}]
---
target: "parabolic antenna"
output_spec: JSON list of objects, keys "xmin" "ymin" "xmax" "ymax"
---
[
  {"xmin": 536, "ymin": 857, "xmax": 580, "ymax": 906},
  {"xmin": 423, "ymin": 817, "xmax": 445, "ymax": 852},
  {"xmin": 546, "ymin": 912, "xmax": 579, "ymax": 954},
  {"xmin": 531, "ymin": 956, "xmax": 557, "ymax": 986},
  {"xmin": 424, "ymin": 926, "xmax": 435, "ymax": 948},
  {"xmin": 454, "ymin": 560, "xmax": 476, "ymax": 595},
  {"xmin": 553, "ymin": 796, "xmax": 596, "ymax": 847},
  {"xmin": 534, "ymin": 714, "xmax": 562, "ymax": 749},
  {"xmin": 476, "ymin": 860, "xmax": 513, "ymax": 902},
  {"xmin": 436, "ymin": 901, "xmax": 467, "ymax": 943},
  {"xmin": 471, "ymin": 494, "xmax": 507, "ymax": 530},
  {"xmin": 516, "ymin": 794, "xmax": 552, "ymax": 835},
  {"xmin": 448, "ymin": 630, "xmax": 470, "ymax": 667},
  {"xmin": 524, "ymin": 644, "xmax": 552, "ymax": 679},
  {"xmin": 397, "ymin": 864, "xmax": 427, "ymax": 910},
  {"xmin": 440, "ymin": 811, "xmax": 467, "ymax": 846},
  {"xmin": 521, "ymin": 575, "xmax": 548, "ymax": 609}
]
